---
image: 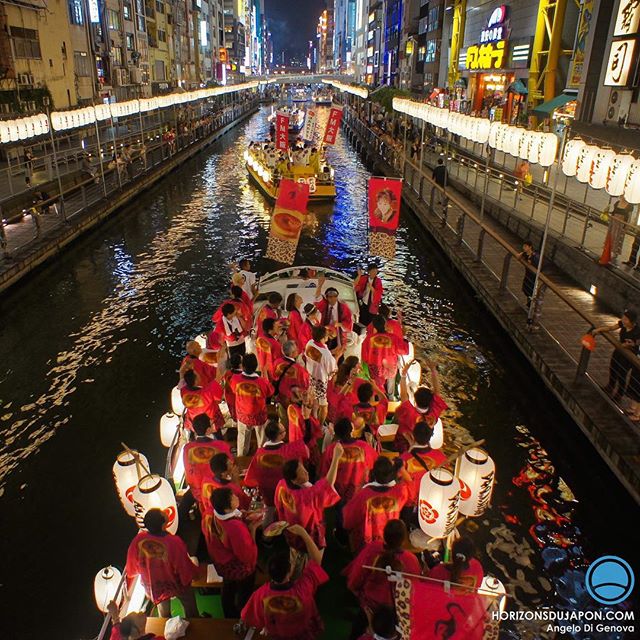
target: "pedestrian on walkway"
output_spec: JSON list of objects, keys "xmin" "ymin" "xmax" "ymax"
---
[
  {"xmin": 431, "ymin": 158, "xmax": 448, "ymax": 210},
  {"xmin": 601, "ymin": 197, "xmax": 634, "ymax": 265},
  {"xmin": 593, "ymin": 309, "xmax": 640, "ymax": 402},
  {"xmin": 24, "ymin": 149, "xmax": 34, "ymax": 178},
  {"xmin": 518, "ymin": 240, "xmax": 540, "ymax": 309}
]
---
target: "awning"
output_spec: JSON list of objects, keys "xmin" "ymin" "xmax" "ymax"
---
[
  {"xmin": 507, "ymin": 79, "xmax": 528, "ymax": 94},
  {"xmin": 531, "ymin": 93, "xmax": 576, "ymax": 117}
]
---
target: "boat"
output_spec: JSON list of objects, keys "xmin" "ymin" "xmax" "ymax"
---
[
  {"xmin": 267, "ymin": 107, "xmax": 305, "ymax": 133},
  {"xmin": 244, "ymin": 146, "xmax": 337, "ymax": 201},
  {"xmin": 313, "ymin": 90, "xmax": 333, "ymax": 105},
  {"xmin": 291, "ymin": 87, "xmax": 310, "ymax": 103}
]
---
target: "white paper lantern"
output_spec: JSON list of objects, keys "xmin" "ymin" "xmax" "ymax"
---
[
  {"xmin": 475, "ymin": 118, "xmax": 491, "ymax": 145},
  {"xmin": 538, "ymin": 132, "xmax": 559, "ymax": 167},
  {"xmin": 624, "ymin": 159, "xmax": 640, "ymax": 204},
  {"xmin": 0, "ymin": 121, "xmax": 12, "ymax": 144},
  {"xmin": 418, "ymin": 468, "xmax": 460, "ymax": 538},
  {"xmin": 479, "ymin": 576, "xmax": 507, "ymax": 613},
  {"xmin": 576, "ymin": 144, "xmax": 599, "ymax": 183},
  {"xmin": 113, "ymin": 450, "xmax": 149, "ymax": 517},
  {"xmin": 606, "ymin": 154, "xmax": 635, "ymax": 197},
  {"xmin": 171, "ymin": 385, "xmax": 185, "ymax": 415},
  {"xmin": 160, "ymin": 412, "xmax": 181, "ymax": 447},
  {"xmin": 194, "ymin": 333, "xmax": 207, "ymax": 349},
  {"xmin": 95, "ymin": 104, "xmax": 111, "ymax": 121},
  {"xmin": 488, "ymin": 122, "xmax": 501, "ymax": 148},
  {"xmin": 589, "ymin": 148, "xmax": 616, "ymax": 189},
  {"xmin": 507, "ymin": 127, "xmax": 524, "ymax": 157},
  {"xmin": 458, "ymin": 448, "xmax": 495, "ymax": 517},
  {"xmin": 495, "ymin": 124, "xmax": 510, "ymax": 152},
  {"xmin": 429, "ymin": 418, "xmax": 444, "ymax": 450},
  {"xmin": 94, "ymin": 566, "xmax": 122, "ymax": 612},
  {"xmin": 561, "ymin": 138, "xmax": 585, "ymax": 177},
  {"xmin": 132, "ymin": 474, "xmax": 179, "ymax": 534}
]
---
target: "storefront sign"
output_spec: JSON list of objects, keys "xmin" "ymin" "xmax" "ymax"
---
[
  {"xmin": 466, "ymin": 41, "xmax": 507, "ymax": 71},
  {"xmin": 88, "ymin": 0, "xmax": 100, "ymax": 23},
  {"xmin": 567, "ymin": 0, "xmax": 594, "ymax": 89},
  {"xmin": 614, "ymin": 0, "xmax": 640, "ymax": 36},
  {"xmin": 480, "ymin": 5, "xmax": 508, "ymax": 43},
  {"xmin": 604, "ymin": 38, "xmax": 636, "ymax": 86}
]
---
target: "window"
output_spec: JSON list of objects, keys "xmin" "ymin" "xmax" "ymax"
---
[
  {"xmin": 425, "ymin": 38, "xmax": 437, "ymax": 62},
  {"xmin": 68, "ymin": 0, "xmax": 84, "ymax": 25},
  {"xmin": 126, "ymin": 32, "xmax": 135, "ymax": 50},
  {"xmin": 9, "ymin": 27, "xmax": 41, "ymax": 59},
  {"xmin": 137, "ymin": 15, "xmax": 146, "ymax": 31},
  {"xmin": 154, "ymin": 59, "xmax": 165, "ymax": 80},
  {"xmin": 112, "ymin": 46, "xmax": 123, "ymax": 65},
  {"xmin": 427, "ymin": 6, "xmax": 439, "ymax": 32},
  {"xmin": 135, "ymin": 0, "xmax": 144, "ymax": 15},
  {"xmin": 123, "ymin": 3, "xmax": 132, "ymax": 20},
  {"xmin": 155, "ymin": 0, "xmax": 164, "ymax": 13},
  {"xmin": 74, "ymin": 51, "xmax": 92, "ymax": 76},
  {"xmin": 158, "ymin": 29, "xmax": 166, "ymax": 42},
  {"xmin": 417, "ymin": 45, "xmax": 425, "ymax": 61},
  {"xmin": 107, "ymin": 9, "xmax": 121, "ymax": 29}
]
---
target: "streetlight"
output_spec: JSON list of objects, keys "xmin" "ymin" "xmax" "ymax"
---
[{"xmin": 43, "ymin": 96, "xmax": 66, "ymax": 222}]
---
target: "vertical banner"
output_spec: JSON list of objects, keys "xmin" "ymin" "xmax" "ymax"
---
[
  {"xmin": 302, "ymin": 108, "xmax": 318, "ymax": 141},
  {"xmin": 276, "ymin": 111, "xmax": 290, "ymax": 151},
  {"xmin": 323, "ymin": 104, "xmax": 344, "ymax": 145},
  {"xmin": 394, "ymin": 578, "xmax": 489, "ymax": 640},
  {"xmin": 368, "ymin": 176, "xmax": 402, "ymax": 259},
  {"xmin": 265, "ymin": 179, "xmax": 310, "ymax": 265},
  {"xmin": 567, "ymin": 0, "xmax": 594, "ymax": 89}
]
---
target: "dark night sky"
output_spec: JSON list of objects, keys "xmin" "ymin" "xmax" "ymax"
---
[{"xmin": 265, "ymin": 0, "xmax": 326, "ymax": 62}]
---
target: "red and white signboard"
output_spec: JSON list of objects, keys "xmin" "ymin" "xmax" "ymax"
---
[
  {"xmin": 275, "ymin": 111, "xmax": 289, "ymax": 151},
  {"xmin": 322, "ymin": 105, "xmax": 343, "ymax": 145},
  {"xmin": 302, "ymin": 108, "xmax": 317, "ymax": 142}
]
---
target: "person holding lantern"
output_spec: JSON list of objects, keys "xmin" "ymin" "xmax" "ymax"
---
[
  {"xmin": 354, "ymin": 264, "xmax": 384, "ymax": 325},
  {"xmin": 428, "ymin": 537, "xmax": 484, "ymax": 591},
  {"xmin": 204, "ymin": 487, "xmax": 259, "ymax": 618},
  {"xmin": 393, "ymin": 361, "xmax": 447, "ymax": 454},
  {"xmin": 343, "ymin": 457, "xmax": 413, "ymax": 550},
  {"xmin": 125, "ymin": 509, "xmax": 199, "ymax": 618}
]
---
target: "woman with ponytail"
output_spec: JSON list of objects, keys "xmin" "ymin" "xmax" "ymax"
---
[{"xmin": 428, "ymin": 537, "xmax": 484, "ymax": 591}]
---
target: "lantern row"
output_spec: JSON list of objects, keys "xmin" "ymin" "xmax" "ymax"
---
[
  {"xmin": 561, "ymin": 138, "xmax": 640, "ymax": 204},
  {"xmin": 323, "ymin": 79, "xmax": 369, "ymax": 100},
  {"xmin": 393, "ymin": 97, "xmax": 558, "ymax": 167},
  {"xmin": 0, "ymin": 80, "xmax": 261, "ymax": 144}
]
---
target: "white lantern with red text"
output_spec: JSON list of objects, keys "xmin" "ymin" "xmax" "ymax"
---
[
  {"xmin": 94, "ymin": 566, "xmax": 122, "ymax": 612},
  {"xmin": 132, "ymin": 474, "xmax": 179, "ymax": 534},
  {"xmin": 479, "ymin": 576, "xmax": 507, "ymax": 614},
  {"xmin": 624, "ymin": 159, "xmax": 640, "ymax": 204},
  {"xmin": 113, "ymin": 450, "xmax": 149, "ymax": 517},
  {"xmin": 589, "ymin": 148, "xmax": 617, "ymax": 189},
  {"xmin": 561, "ymin": 138, "xmax": 586, "ymax": 177},
  {"xmin": 506, "ymin": 127, "xmax": 524, "ymax": 157},
  {"xmin": 171, "ymin": 385, "xmax": 185, "ymax": 415},
  {"xmin": 458, "ymin": 448, "xmax": 495, "ymax": 517},
  {"xmin": 606, "ymin": 154, "xmax": 635, "ymax": 197},
  {"xmin": 160, "ymin": 412, "xmax": 180, "ymax": 447},
  {"xmin": 418, "ymin": 468, "xmax": 460, "ymax": 539},
  {"xmin": 538, "ymin": 132, "xmax": 559, "ymax": 167},
  {"xmin": 575, "ymin": 144, "xmax": 598, "ymax": 183}
]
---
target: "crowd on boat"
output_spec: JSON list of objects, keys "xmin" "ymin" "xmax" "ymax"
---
[
  {"xmin": 247, "ymin": 139, "xmax": 333, "ymax": 182},
  {"xmin": 110, "ymin": 261, "xmax": 488, "ymax": 640}
]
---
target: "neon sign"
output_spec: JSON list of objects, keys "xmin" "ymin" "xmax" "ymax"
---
[
  {"xmin": 466, "ymin": 41, "xmax": 506, "ymax": 70},
  {"xmin": 480, "ymin": 5, "xmax": 508, "ymax": 43}
]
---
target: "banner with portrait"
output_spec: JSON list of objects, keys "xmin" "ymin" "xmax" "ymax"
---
[
  {"xmin": 368, "ymin": 176, "xmax": 402, "ymax": 259},
  {"xmin": 323, "ymin": 105, "xmax": 343, "ymax": 145},
  {"xmin": 302, "ymin": 108, "xmax": 318, "ymax": 142},
  {"xmin": 394, "ymin": 577, "xmax": 491, "ymax": 640},
  {"xmin": 276, "ymin": 111, "xmax": 290, "ymax": 151},
  {"xmin": 265, "ymin": 179, "xmax": 310, "ymax": 265}
]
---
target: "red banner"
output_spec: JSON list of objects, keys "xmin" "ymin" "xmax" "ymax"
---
[
  {"xmin": 394, "ymin": 577, "xmax": 489, "ymax": 640},
  {"xmin": 368, "ymin": 176, "xmax": 402, "ymax": 259},
  {"xmin": 276, "ymin": 111, "xmax": 289, "ymax": 151},
  {"xmin": 265, "ymin": 179, "xmax": 310, "ymax": 265},
  {"xmin": 322, "ymin": 105, "xmax": 343, "ymax": 145}
]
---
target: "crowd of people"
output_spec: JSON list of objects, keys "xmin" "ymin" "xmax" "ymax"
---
[{"xmin": 110, "ymin": 260, "xmax": 488, "ymax": 640}]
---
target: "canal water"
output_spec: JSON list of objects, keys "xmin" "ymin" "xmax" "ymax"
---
[{"xmin": 0, "ymin": 106, "xmax": 636, "ymax": 640}]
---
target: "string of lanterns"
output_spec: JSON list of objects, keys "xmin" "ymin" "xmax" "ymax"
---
[
  {"xmin": 0, "ymin": 80, "xmax": 261, "ymax": 143},
  {"xmin": 323, "ymin": 79, "xmax": 369, "ymax": 99}
]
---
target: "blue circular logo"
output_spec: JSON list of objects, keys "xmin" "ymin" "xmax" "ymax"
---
[{"xmin": 586, "ymin": 556, "xmax": 635, "ymax": 605}]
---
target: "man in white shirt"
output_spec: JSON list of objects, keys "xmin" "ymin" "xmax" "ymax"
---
[
  {"xmin": 304, "ymin": 325, "xmax": 337, "ymax": 425},
  {"xmin": 237, "ymin": 258, "xmax": 258, "ymax": 300}
]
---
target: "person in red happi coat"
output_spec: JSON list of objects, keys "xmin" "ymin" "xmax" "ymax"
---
[
  {"xmin": 179, "ymin": 366, "xmax": 224, "ymax": 432},
  {"xmin": 200, "ymin": 452, "xmax": 250, "ymax": 513},
  {"xmin": 354, "ymin": 264, "xmax": 384, "ymax": 325}
]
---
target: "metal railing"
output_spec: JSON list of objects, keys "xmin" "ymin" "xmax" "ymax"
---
[
  {"xmin": 343, "ymin": 107, "xmax": 640, "ymax": 430},
  {"xmin": 0, "ymin": 97, "xmax": 259, "ymax": 261}
]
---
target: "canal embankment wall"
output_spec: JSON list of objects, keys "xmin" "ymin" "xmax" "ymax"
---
[
  {"xmin": 0, "ymin": 105, "xmax": 258, "ymax": 294},
  {"xmin": 343, "ymin": 117, "xmax": 640, "ymax": 505}
]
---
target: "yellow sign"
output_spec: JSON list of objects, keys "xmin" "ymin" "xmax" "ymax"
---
[
  {"xmin": 406, "ymin": 40, "xmax": 414, "ymax": 55},
  {"xmin": 219, "ymin": 48, "xmax": 228, "ymax": 63},
  {"xmin": 465, "ymin": 40, "xmax": 506, "ymax": 71},
  {"xmin": 604, "ymin": 38, "xmax": 636, "ymax": 86}
]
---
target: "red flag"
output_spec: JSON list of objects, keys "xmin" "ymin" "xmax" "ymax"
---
[
  {"xmin": 265, "ymin": 179, "xmax": 310, "ymax": 264},
  {"xmin": 368, "ymin": 176, "xmax": 402, "ymax": 259},
  {"xmin": 599, "ymin": 231, "xmax": 612, "ymax": 265},
  {"xmin": 394, "ymin": 577, "xmax": 489, "ymax": 640},
  {"xmin": 275, "ymin": 111, "xmax": 289, "ymax": 151},
  {"xmin": 323, "ymin": 105, "xmax": 343, "ymax": 145}
]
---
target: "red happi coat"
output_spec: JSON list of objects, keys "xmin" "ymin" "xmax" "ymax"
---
[
  {"xmin": 428, "ymin": 558, "xmax": 485, "ymax": 592},
  {"xmin": 256, "ymin": 305, "xmax": 280, "ymax": 336},
  {"xmin": 180, "ymin": 379, "xmax": 224, "ymax": 430},
  {"xmin": 394, "ymin": 396, "xmax": 448, "ymax": 453},
  {"xmin": 200, "ymin": 474, "xmax": 251, "ymax": 512},
  {"xmin": 286, "ymin": 308, "xmax": 304, "ymax": 346},
  {"xmin": 255, "ymin": 333, "xmax": 283, "ymax": 380},
  {"xmin": 385, "ymin": 317, "xmax": 403, "ymax": 340},
  {"xmin": 222, "ymin": 368, "xmax": 242, "ymax": 420},
  {"xmin": 361, "ymin": 330, "xmax": 409, "ymax": 383},
  {"xmin": 201, "ymin": 512, "xmax": 257, "ymax": 580},
  {"xmin": 212, "ymin": 296, "xmax": 252, "ymax": 326},
  {"xmin": 319, "ymin": 440, "xmax": 378, "ymax": 502},
  {"xmin": 241, "ymin": 561, "xmax": 329, "ymax": 640},
  {"xmin": 343, "ymin": 482, "xmax": 413, "ymax": 549},
  {"xmin": 287, "ymin": 403, "xmax": 323, "ymax": 468},
  {"xmin": 344, "ymin": 541, "xmax": 421, "ymax": 609},
  {"xmin": 125, "ymin": 531, "xmax": 197, "ymax": 604},
  {"xmin": 272, "ymin": 357, "xmax": 310, "ymax": 404},
  {"xmin": 296, "ymin": 319, "xmax": 316, "ymax": 353},
  {"xmin": 354, "ymin": 274, "xmax": 384, "ymax": 314},
  {"xmin": 401, "ymin": 446, "xmax": 448, "ymax": 501},
  {"xmin": 229, "ymin": 373, "xmax": 274, "ymax": 426},
  {"xmin": 181, "ymin": 354, "xmax": 216, "ymax": 387},
  {"xmin": 336, "ymin": 377, "xmax": 389, "ymax": 427},
  {"xmin": 274, "ymin": 478, "xmax": 340, "ymax": 549},
  {"xmin": 243, "ymin": 440, "xmax": 310, "ymax": 506},
  {"xmin": 183, "ymin": 438, "xmax": 233, "ymax": 502}
]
